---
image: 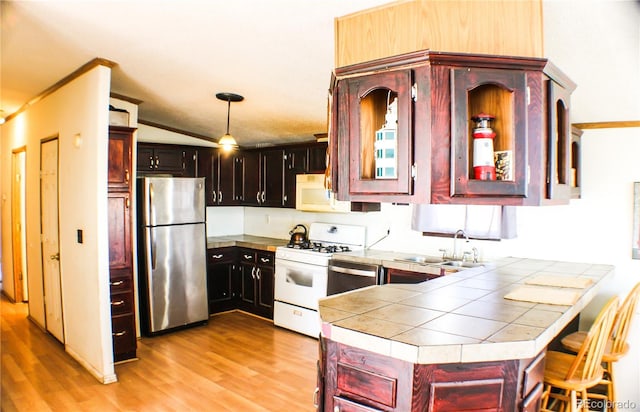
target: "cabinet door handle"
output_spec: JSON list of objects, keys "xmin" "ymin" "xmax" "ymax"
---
[
  {"xmin": 218, "ymin": 191, "xmax": 222, "ymax": 203},
  {"xmin": 313, "ymin": 387, "xmax": 320, "ymax": 408},
  {"xmin": 259, "ymin": 257, "xmax": 270, "ymax": 264},
  {"xmin": 111, "ymin": 300, "xmax": 125, "ymax": 306},
  {"xmin": 256, "ymin": 192, "xmax": 260, "ymax": 203},
  {"xmin": 113, "ymin": 331, "xmax": 127, "ymax": 337},
  {"xmin": 243, "ymin": 254, "xmax": 253, "ymax": 260},
  {"xmin": 212, "ymin": 191, "xmax": 217, "ymax": 203},
  {"xmin": 110, "ymin": 280, "xmax": 124, "ymax": 286},
  {"xmin": 251, "ymin": 267, "xmax": 256, "ymax": 280},
  {"xmin": 124, "ymin": 169, "xmax": 130, "ymax": 183},
  {"xmin": 155, "ymin": 156, "xmax": 159, "ymax": 168},
  {"xmin": 255, "ymin": 267, "xmax": 261, "ymax": 281},
  {"xmin": 126, "ymin": 197, "xmax": 130, "ymax": 208},
  {"xmin": 149, "ymin": 156, "xmax": 154, "ymax": 169},
  {"xmin": 261, "ymin": 191, "xmax": 266, "ymax": 203},
  {"xmin": 212, "ymin": 254, "xmax": 223, "ymax": 259}
]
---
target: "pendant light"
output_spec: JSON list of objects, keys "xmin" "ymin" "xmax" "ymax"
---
[{"xmin": 216, "ymin": 92, "xmax": 244, "ymax": 151}]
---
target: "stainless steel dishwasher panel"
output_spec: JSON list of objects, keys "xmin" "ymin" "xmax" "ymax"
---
[{"xmin": 327, "ymin": 259, "xmax": 381, "ymax": 296}]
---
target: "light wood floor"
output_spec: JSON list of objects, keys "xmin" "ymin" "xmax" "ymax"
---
[{"xmin": 1, "ymin": 295, "xmax": 319, "ymax": 411}]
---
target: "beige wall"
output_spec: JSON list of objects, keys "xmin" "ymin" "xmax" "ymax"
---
[{"xmin": 0, "ymin": 65, "xmax": 116, "ymax": 383}]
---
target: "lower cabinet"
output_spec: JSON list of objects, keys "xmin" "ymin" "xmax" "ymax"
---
[
  {"xmin": 206, "ymin": 247, "xmax": 238, "ymax": 314},
  {"xmin": 206, "ymin": 247, "xmax": 275, "ymax": 319},
  {"xmin": 109, "ymin": 269, "xmax": 137, "ymax": 362},
  {"xmin": 321, "ymin": 338, "xmax": 545, "ymax": 412},
  {"xmin": 238, "ymin": 249, "xmax": 275, "ymax": 319}
]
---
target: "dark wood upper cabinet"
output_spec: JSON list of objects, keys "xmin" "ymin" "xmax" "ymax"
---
[
  {"xmin": 330, "ymin": 50, "xmax": 577, "ymax": 206},
  {"xmin": 136, "ymin": 142, "xmax": 197, "ymax": 176},
  {"xmin": 107, "ymin": 126, "xmax": 132, "ymax": 190}
]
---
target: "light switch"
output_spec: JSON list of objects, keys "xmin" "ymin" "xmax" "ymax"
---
[{"xmin": 77, "ymin": 229, "xmax": 83, "ymax": 244}]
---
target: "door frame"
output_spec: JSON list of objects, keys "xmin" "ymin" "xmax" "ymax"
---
[{"xmin": 11, "ymin": 146, "xmax": 27, "ymax": 302}]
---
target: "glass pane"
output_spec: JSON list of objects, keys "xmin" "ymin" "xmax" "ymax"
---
[{"xmin": 360, "ymin": 88, "xmax": 398, "ymax": 180}]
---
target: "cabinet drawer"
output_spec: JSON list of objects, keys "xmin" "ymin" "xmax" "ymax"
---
[
  {"xmin": 521, "ymin": 353, "xmax": 545, "ymax": 398},
  {"xmin": 110, "ymin": 292, "xmax": 134, "ymax": 316},
  {"xmin": 256, "ymin": 252, "xmax": 274, "ymax": 267},
  {"xmin": 239, "ymin": 250, "xmax": 256, "ymax": 263},
  {"xmin": 207, "ymin": 247, "xmax": 236, "ymax": 264},
  {"xmin": 337, "ymin": 362, "xmax": 397, "ymax": 408},
  {"xmin": 333, "ymin": 396, "xmax": 383, "ymax": 412},
  {"xmin": 109, "ymin": 275, "xmax": 133, "ymax": 294}
]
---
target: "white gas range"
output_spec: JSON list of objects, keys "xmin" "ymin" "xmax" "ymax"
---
[{"xmin": 273, "ymin": 223, "xmax": 366, "ymax": 338}]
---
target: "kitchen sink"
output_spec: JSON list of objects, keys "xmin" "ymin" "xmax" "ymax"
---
[
  {"xmin": 439, "ymin": 260, "xmax": 484, "ymax": 268},
  {"xmin": 393, "ymin": 256, "xmax": 445, "ymax": 265}
]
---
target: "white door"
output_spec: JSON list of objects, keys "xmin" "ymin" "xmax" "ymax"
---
[{"xmin": 41, "ymin": 138, "xmax": 64, "ymax": 343}]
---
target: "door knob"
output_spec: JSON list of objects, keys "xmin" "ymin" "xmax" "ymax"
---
[{"xmin": 50, "ymin": 253, "xmax": 60, "ymax": 261}]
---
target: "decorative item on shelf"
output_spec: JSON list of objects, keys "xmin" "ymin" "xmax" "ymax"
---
[
  {"xmin": 109, "ymin": 105, "xmax": 129, "ymax": 127},
  {"xmin": 494, "ymin": 150, "xmax": 513, "ymax": 180},
  {"xmin": 215, "ymin": 92, "xmax": 243, "ymax": 151},
  {"xmin": 471, "ymin": 113, "xmax": 496, "ymax": 180},
  {"xmin": 374, "ymin": 95, "xmax": 398, "ymax": 179}
]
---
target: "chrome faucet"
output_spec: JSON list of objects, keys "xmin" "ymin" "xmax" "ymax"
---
[{"xmin": 453, "ymin": 229, "xmax": 469, "ymax": 261}]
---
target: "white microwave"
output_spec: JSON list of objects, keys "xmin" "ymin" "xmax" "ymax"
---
[{"xmin": 295, "ymin": 174, "xmax": 350, "ymax": 213}]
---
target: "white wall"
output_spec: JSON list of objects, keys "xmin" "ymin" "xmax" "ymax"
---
[{"xmin": 0, "ymin": 66, "xmax": 117, "ymax": 383}]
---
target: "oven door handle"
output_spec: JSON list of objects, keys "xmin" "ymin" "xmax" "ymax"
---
[{"xmin": 329, "ymin": 265, "xmax": 377, "ymax": 277}]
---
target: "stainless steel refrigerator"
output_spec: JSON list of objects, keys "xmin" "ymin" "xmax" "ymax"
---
[{"xmin": 137, "ymin": 177, "xmax": 208, "ymax": 335}]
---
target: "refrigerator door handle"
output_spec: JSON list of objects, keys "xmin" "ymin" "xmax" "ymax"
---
[
  {"xmin": 148, "ymin": 182, "xmax": 154, "ymax": 226},
  {"xmin": 149, "ymin": 228, "xmax": 157, "ymax": 269}
]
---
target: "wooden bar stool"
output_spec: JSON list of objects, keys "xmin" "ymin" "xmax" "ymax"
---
[
  {"xmin": 560, "ymin": 282, "xmax": 640, "ymax": 412},
  {"xmin": 540, "ymin": 296, "xmax": 619, "ymax": 412}
]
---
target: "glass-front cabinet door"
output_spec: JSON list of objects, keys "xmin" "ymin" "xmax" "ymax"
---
[
  {"xmin": 450, "ymin": 67, "xmax": 528, "ymax": 198},
  {"xmin": 345, "ymin": 69, "xmax": 414, "ymax": 196}
]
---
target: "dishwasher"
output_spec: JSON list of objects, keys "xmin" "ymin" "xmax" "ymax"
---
[{"xmin": 327, "ymin": 259, "xmax": 382, "ymax": 296}]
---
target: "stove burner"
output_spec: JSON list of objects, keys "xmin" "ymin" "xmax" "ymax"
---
[{"xmin": 286, "ymin": 240, "xmax": 310, "ymax": 249}]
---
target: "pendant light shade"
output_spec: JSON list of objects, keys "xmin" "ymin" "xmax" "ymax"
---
[{"xmin": 216, "ymin": 92, "xmax": 244, "ymax": 151}]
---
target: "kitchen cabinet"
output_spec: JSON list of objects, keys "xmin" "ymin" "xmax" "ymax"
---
[
  {"xmin": 206, "ymin": 247, "xmax": 238, "ymax": 314},
  {"xmin": 242, "ymin": 149, "xmax": 285, "ymax": 208},
  {"xmin": 107, "ymin": 126, "xmax": 136, "ymax": 362},
  {"xmin": 238, "ymin": 248, "xmax": 275, "ymax": 319},
  {"xmin": 329, "ymin": 50, "xmax": 576, "ymax": 206},
  {"xmin": 332, "ymin": 68, "xmax": 418, "ymax": 202},
  {"xmin": 108, "ymin": 127, "xmax": 132, "ymax": 191},
  {"xmin": 199, "ymin": 148, "xmax": 243, "ymax": 206},
  {"xmin": 321, "ymin": 337, "xmax": 545, "ymax": 411},
  {"xmin": 137, "ymin": 142, "xmax": 197, "ymax": 176}
]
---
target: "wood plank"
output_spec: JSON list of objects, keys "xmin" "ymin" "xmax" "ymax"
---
[
  {"xmin": 335, "ymin": 0, "xmax": 543, "ymax": 67},
  {"xmin": 1, "ymin": 295, "xmax": 318, "ymax": 411},
  {"xmin": 572, "ymin": 121, "xmax": 640, "ymax": 129}
]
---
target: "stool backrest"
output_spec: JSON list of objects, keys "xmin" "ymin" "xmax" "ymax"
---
[
  {"xmin": 610, "ymin": 282, "xmax": 640, "ymax": 355},
  {"xmin": 566, "ymin": 296, "xmax": 619, "ymax": 382}
]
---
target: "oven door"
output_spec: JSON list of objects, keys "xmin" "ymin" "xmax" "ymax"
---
[{"xmin": 275, "ymin": 258, "xmax": 328, "ymax": 310}]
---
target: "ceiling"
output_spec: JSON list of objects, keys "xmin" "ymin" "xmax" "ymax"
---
[{"xmin": 1, "ymin": 0, "xmax": 391, "ymax": 147}]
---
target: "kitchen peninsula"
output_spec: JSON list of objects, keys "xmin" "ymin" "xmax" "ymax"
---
[{"xmin": 317, "ymin": 257, "xmax": 613, "ymax": 411}]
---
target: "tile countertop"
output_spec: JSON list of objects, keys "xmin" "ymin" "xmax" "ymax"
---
[
  {"xmin": 318, "ymin": 256, "xmax": 614, "ymax": 365},
  {"xmin": 206, "ymin": 235, "xmax": 289, "ymax": 252}
]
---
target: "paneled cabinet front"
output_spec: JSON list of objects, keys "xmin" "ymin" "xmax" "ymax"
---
[
  {"xmin": 199, "ymin": 148, "xmax": 243, "ymax": 206},
  {"xmin": 334, "ymin": 69, "xmax": 416, "ymax": 201},
  {"xmin": 206, "ymin": 247, "xmax": 238, "ymax": 314},
  {"xmin": 242, "ymin": 149, "xmax": 285, "ymax": 207},
  {"xmin": 108, "ymin": 127, "xmax": 136, "ymax": 362},
  {"xmin": 137, "ymin": 142, "xmax": 197, "ymax": 176},
  {"xmin": 238, "ymin": 249, "xmax": 275, "ymax": 319}
]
